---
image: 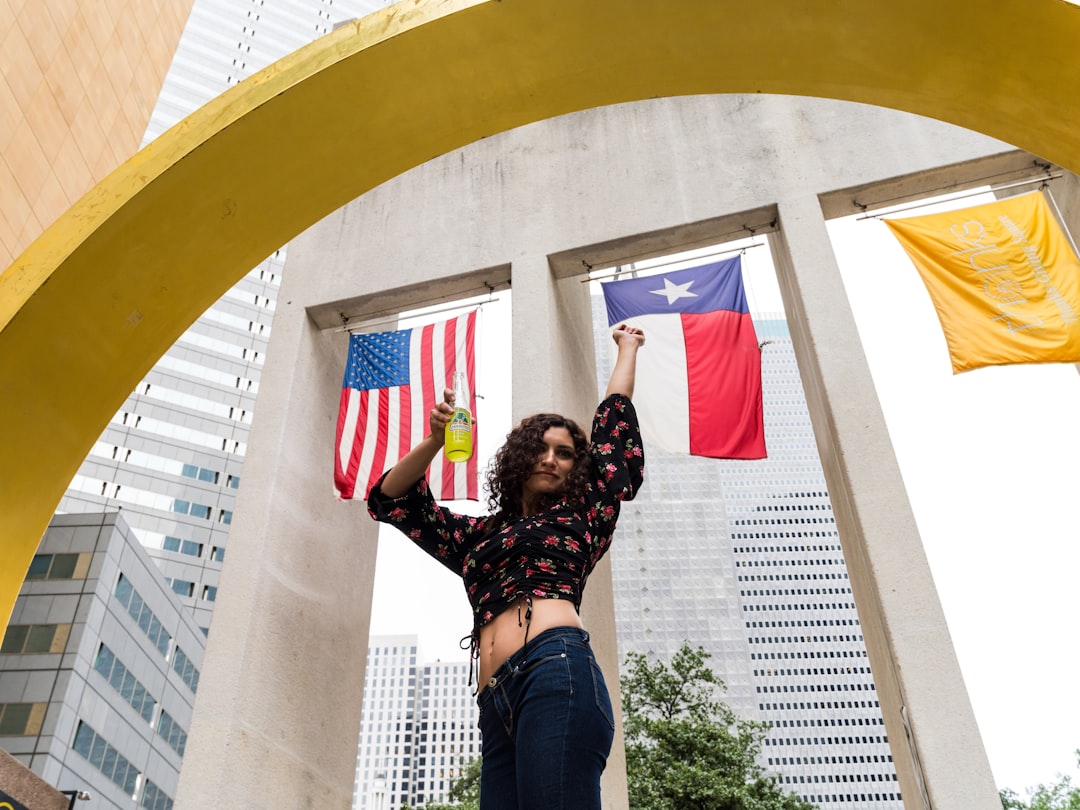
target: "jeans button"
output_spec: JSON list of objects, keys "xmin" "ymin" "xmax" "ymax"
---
[{"xmin": 488, "ymin": 677, "xmax": 497, "ymax": 688}]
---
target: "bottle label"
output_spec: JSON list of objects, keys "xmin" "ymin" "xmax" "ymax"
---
[{"xmin": 445, "ymin": 407, "xmax": 473, "ymax": 462}]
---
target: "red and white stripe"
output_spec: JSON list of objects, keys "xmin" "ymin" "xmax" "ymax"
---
[{"xmin": 611, "ymin": 309, "xmax": 765, "ymax": 459}]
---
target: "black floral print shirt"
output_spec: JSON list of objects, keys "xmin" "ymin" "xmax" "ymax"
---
[{"xmin": 367, "ymin": 394, "xmax": 644, "ymax": 640}]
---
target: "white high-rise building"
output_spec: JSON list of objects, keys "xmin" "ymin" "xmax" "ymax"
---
[
  {"xmin": 593, "ymin": 280, "xmax": 902, "ymax": 808},
  {"xmin": 355, "ymin": 636, "xmax": 480, "ymax": 810},
  {"xmin": 55, "ymin": 0, "xmax": 392, "ymax": 630}
]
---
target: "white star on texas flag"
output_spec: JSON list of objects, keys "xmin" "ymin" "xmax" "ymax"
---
[{"xmin": 649, "ymin": 277, "xmax": 699, "ymax": 306}]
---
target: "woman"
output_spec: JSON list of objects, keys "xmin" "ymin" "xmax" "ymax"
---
[{"xmin": 367, "ymin": 324, "xmax": 645, "ymax": 810}]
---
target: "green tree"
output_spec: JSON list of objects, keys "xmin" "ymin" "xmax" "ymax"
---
[
  {"xmin": 621, "ymin": 642, "xmax": 816, "ymax": 810},
  {"xmin": 423, "ymin": 756, "xmax": 481, "ymax": 810},
  {"xmin": 1002, "ymin": 788, "xmax": 1029, "ymax": 809},
  {"xmin": 1000, "ymin": 751, "xmax": 1080, "ymax": 810}
]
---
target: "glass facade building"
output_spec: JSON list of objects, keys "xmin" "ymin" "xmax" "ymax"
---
[
  {"xmin": 594, "ymin": 289, "xmax": 903, "ymax": 808},
  {"xmin": 0, "ymin": 513, "xmax": 205, "ymax": 810}
]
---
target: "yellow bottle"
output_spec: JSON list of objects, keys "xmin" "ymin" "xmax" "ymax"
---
[{"xmin": 444, "ymin": 370, "xmax": 473, "ymax": 463}]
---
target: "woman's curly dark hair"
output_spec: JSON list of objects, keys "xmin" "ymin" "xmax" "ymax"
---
[{"xmin": 486, "ymin": 413, "xmax": 591, "ymax": 519}]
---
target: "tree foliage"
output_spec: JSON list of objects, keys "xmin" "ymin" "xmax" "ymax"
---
[
  {"xmin": 422, "ymin": 756, "xmax": 481, "ymax": 810},
  {"xmin": 621, "ymin": 642, "xmax": 817, "ymax": 810},
  {"xmin": 1000, "ymin": 752, "xmax": 1080, "ymax": 810}
]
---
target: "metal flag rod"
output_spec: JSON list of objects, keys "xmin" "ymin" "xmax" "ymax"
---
[
  {"xmin": 337, "ymin": 283, "xmax": 506, "ymax": 333},
  {"xmin": 856, "ymin": 174, "xmax": 1062, "ymax": 221},
  {"xmin": 581, "ymin": 240, "xmax": 766, "ymax": 284}
]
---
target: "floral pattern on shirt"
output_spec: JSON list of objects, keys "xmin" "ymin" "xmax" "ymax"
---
[{"xmin": 367, "ymin": 394, "xmax": 644, "ymax": 635}]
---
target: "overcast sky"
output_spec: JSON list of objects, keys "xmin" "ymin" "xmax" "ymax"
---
[{"xmin": 367, "ymin": 190, "xmax": 1080, "ymax": 794}]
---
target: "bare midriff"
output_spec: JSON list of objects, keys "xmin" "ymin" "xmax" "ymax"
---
[{"xmin": 477, "ymin": 596, "xmax": 584, "ymax": 690}]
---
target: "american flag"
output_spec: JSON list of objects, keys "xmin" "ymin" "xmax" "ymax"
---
[{"xmin": 335, "ymin": 310, "xmax": 478, "ymax": 501}]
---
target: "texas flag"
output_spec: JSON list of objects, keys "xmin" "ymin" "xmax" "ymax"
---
[{"xmin": 601, "ymin": 256, "xmax": 766, "ymax": 459}]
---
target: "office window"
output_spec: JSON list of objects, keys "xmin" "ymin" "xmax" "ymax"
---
[
  {"xmin": 0, "ymin": 702, "xmax": 46, "ymax": 735},
  {"xmin": 114, "ymin": 575, "xmax": 171, "ymax": 657},
  {"xmin": 168, "ymin": 579, "xmax": 195, "ymax": 598},
  {"xmin": 25, "ymin": 553, "xmax": 88, "ymax": 581},
  {"xmin": 0, "ymin": 623, "xmax": 70, "ymax": 654},
  {"xmin": 173, "ymin": 646, "xmax": 200, "ymax": 693},
  {"xmin": 157, "ymin": 709, "xmax": 188, "ymax": 757},
  {"xmin": 72, "ymin": 721, "xmax": 140, "ymax": 796},
  {"xmin": 141, "ymin": 779, "xmax": 174, "ymax": 810},
  {"xmin": 25, "ymin": 555, "xmax": 51, "ymax": 579},
  {"xmin": 172, "ymin": 500, "xmax": 212, "ymax": 519},
  {"xmin": 94, "ymin": 644, "xmax": 157, "ymax": 723},
  {"xmin": 163, "ymin": 537, "xmax": 202, "ymax": 558}
]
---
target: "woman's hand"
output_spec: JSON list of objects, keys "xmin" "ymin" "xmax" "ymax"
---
[
  {"xmin": 612, "ymin": 324, "xmax": 645, "ymax": 348},
  {"xmin": 428, "ymin": 387, "xmax": 455, "ymax": 443},
  {"xmin": 380, "ymin": 388, "xmax": 455, "ymax": 498}
]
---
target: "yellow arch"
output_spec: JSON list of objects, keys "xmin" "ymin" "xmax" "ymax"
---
[{"xmin": 3, "ymin": 0, "xmax": 1079, "ymax": 626}]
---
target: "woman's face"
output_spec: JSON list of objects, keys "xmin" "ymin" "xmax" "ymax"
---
[{"xmin": 521, "ymin": 426, "xmax": 576, "ymax": 506}]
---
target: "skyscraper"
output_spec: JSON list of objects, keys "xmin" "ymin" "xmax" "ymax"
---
[
  {"xmin": 593, "ymin": 266, "xmax": 902, "ymax": 808},
  {"xmin": 355, "ymin": 636, "xmax": 480, "ymax": 810},
  {"xmin": 54, "ymin": 0, "xmax": 392, "ymax": 630}
]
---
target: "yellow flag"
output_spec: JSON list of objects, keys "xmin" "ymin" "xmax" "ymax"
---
[{"xmin": 885, "ymin": 192, "xmax": 1080, "ymax": 372}]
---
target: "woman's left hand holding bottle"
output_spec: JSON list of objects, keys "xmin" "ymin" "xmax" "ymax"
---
[{"xmin": 429, "ymin": 387, "xmax": 454, "ymax": 443}]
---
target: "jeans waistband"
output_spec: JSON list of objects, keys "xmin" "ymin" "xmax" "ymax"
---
[{"xmin": 484, "ymin": 626, "xmax": 591, "ymax": 692}]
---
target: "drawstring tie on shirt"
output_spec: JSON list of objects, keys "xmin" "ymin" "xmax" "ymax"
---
[
  {"xmin": 518, "ymin": 594, "xmax": 534, "ymax": 648},
  {"xmin": 463, "ymin": 595, "xmax": 536, "ymax": 693},
  {"xmin": 461, "ymin": 632, "xmax": 478, "ymax": 691}
]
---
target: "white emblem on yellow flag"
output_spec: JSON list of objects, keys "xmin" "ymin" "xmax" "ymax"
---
[{"xmin": 885, "ymin": 192, "xmax": 1080, "ymax": 373}]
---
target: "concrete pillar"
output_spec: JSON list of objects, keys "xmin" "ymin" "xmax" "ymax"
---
[
  {"xmin": 770, "ymin": 195, "xmax": 1000, "ymax": 809},
  {"xmin": 175, "ymin": 296, "xmax": 377, "ymax": 809},
  {"xmin": 510, "ymin": 254, "xmax": 630, "ymax": 810}
]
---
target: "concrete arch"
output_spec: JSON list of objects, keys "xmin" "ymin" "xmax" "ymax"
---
[{"xmin": 4, "ymin": 0, "xmax": 1080, "ymax": 621}]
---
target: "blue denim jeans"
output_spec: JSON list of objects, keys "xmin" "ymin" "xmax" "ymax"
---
[{"xmin": 476, "ymin": 626, "xmax": 616, "ymax": 810}]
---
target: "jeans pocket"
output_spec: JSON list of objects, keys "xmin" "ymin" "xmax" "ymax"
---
[
  {"xmin": 518, "ymin": 647, "xmax": 568, "ymax": 676},
  {"xmin": 589, "ymin": 657, "xmax": 615, "ymax": 731},
  {"xmin": 491, "ymin": 683, "xmax": 514, "ymax": 738}
]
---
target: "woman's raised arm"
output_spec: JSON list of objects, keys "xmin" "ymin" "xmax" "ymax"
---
[
  {"xmin": 377, "ymin": 387, "xmax": 455, "ymax": 498},
  {"xmin": 605, "ymin": 324, "xmax": 645, "ymax": 400}
]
